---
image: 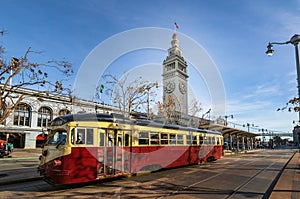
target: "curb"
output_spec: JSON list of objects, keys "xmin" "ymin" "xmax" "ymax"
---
[{"xmin": 0, "ymin": 156, "xmax": 39, "ymax": 161}]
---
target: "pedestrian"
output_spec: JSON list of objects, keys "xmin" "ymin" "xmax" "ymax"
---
[{"xmin": 8, "ymin": 143, "xmax": 13, "ymax": 153}]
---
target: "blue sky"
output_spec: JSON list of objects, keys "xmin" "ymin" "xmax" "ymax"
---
[{"xmin": 1, "ymin": 0, "xmax": 300, "ymax": 135}]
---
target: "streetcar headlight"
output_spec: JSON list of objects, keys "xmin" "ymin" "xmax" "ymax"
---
[
  {"xmin": 42, "ymin": 150, "xmax": 48, "ymax": 156},
  {"xmin": 53, "ymin": 159, "xmax": 62, "ymax": 167}
]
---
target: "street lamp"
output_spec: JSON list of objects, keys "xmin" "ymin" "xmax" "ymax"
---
[
  {"xmin": 140, "ymin": 82, "xmax": 159, "ymax": 119},
  {"xmin": 224, "ymin": 114, "xmax": 233, "ymax": 126},
  {"xmin": 266, "ymin": 34, "xmax": 300, "ymax": 122}
]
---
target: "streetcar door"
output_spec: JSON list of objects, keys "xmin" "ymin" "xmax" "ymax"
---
[
  {"xmin": 97, "ymin": 129, "xmax": 114, "ymax": 177},
  {"xmin": 97, "ymin": 129, "xmax": 126, "ymax": 177},
  {"xmin": 114, "ymin": 130, "xmax": 124, "ymax": 175},
  {"xmin": 106, "ymin": 130, "xmax": 114, "ymax": 176}
]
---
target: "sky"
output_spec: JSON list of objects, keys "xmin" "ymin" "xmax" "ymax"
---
[{"xmin": 1, "ymin": 0, "xmax": 300, "ymax": 136}]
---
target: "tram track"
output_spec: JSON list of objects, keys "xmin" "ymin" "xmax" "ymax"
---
[
  {"xmin": 157, "ymin": 154, "xmax": 265, "ymax": 198},
  {"xmin": 157, "ymin": 151, "xmax": 290, "ymax": 199},
  {"xmin": 225, "ymin": 161, "xmax": 277, "ymax": 199},
  {"xmin": 0, "ymin": 150, "xmax": 295, "ymax": 199}
]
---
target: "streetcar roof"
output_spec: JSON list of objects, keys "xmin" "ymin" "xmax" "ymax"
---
[{"xmin": 50, "ymin": 113, "xmax": 222, "ymax": 136}]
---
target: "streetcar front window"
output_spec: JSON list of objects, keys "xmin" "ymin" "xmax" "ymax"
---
[{"xmin": 47, "ymin": 131, "xmax": 67, "ymax": 146}]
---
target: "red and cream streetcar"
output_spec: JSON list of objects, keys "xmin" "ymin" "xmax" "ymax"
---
[{"xmin": 38, "ymin": 113, "xmax": 223, "ymax": 185}]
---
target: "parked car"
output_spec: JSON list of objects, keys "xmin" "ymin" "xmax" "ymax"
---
[
  {"xmin": 0, "ymin": 147, "xmax": 9, "ymax": 158},
  {"xmin": 0, "ymin": 140, "xmax": 12, "ymax": 158}
]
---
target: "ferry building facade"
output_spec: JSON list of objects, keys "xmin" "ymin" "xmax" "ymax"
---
[{"xmin": 0, "ymin": 87, "xmax": 116, "ymax": 149}]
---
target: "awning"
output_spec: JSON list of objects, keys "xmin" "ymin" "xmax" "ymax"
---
[{"xmin": 36, "ymin": 134, "xmax": 47, "ymax": 141}]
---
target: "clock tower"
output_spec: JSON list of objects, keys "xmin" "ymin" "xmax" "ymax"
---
[{"xmin": 162, "ymin": 33, "xmax": 188, "ymax": 118}]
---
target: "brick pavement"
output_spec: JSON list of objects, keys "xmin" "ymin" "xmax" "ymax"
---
[{"xmin": 270, "ymin": 151, "xmax": 300, "ymax": 199}]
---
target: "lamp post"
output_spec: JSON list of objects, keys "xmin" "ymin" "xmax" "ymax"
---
[
  {"xmin": 266, "ymin": 34, "xmax": 300, "ymax": 122},
  {"xmin": 142, "ymin": 82, "xmax": 159, "ymax": 119},
  {"xmin": 224, "ymin": 114, "xmax": 233, "ymax": 126}
]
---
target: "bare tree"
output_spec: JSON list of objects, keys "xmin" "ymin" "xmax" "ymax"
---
[
  {"xmin": 96, "ymin": 73, "xmax": 156, "ymax": 118},
  {"xmin": 277, "ymin": 97, "xmax": 300, "ymax": 112},
  {"xmin": 187, "ymin": 99, "xmax": 202, "ymax": 127},
  {"xmin": 0, "ymin": 32, "xmax": 73, "ymax": 124},
  {"xmin": 157, "ymin": 95, "xmax": 177, "ymax": 124}
]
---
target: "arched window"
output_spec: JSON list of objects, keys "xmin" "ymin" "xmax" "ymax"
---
[
  {"xmin": 14, "ymin": 103, "xmax": 31, "ymax": 126},
  {"xmin": 58, "ymin": 109, "xmax": 70, "ymax": 116},
  {"xmin": 38, "ymin": 107, "xmax": 52, "ymax": 127}
]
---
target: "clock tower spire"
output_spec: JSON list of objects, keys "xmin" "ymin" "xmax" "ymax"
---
[{"xmin": 162, "ymin": 33, "xmax": 188, "ymax": 121}]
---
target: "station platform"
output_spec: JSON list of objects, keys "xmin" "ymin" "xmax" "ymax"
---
[{"xmin": 270, "ymin": 151, "xmax": 300, "ymax": 199}]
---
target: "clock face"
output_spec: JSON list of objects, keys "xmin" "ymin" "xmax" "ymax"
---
[
  {"xmin": 179, "ymin": 82, "xmax": 186, "ymax": 94},
  {"xmin": 164, "ymin": 81, "xmax": 175, "ymax": 93}
]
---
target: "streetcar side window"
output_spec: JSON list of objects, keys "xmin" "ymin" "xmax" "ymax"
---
[
  {"xmin": 138, "ymin": 131, "xmax": 149, "ymax": 145},
  {"xmin": 186, "ymin": 135, "xmax": 192, "ymax": 145},
  {"xmin": 212, "ymin": 137, "xmax": 216, "ymax": 145},
  {"xmin": 199, "ymin": 136, "xmax": 204, "ymax": 144},
  {"xmin": 217, "ymin": 137, "xmax": 220, "ymax": 145},
  {"xmin": 170, "ymin": 134, "xmax": 176, "ymax": 145},
  {"xmin": 150, "ymin": 132, "xmax": 159, "ymax": 145},
  {"xmin": 211, "ymin": 137, "xmax": 216, "ymax": 145},
  {"xmin": 86, "ymin": 128, "xmax": 94, "ymax": 145},
  {"xmin": 177, "ymin": 134, "xmax": 183, "ymax": 144},
  {"xmin": 204, "ymin": 136, "xmax": 208, "ymax": 144},
  {"xmin": 124, "ymin": 133, "xmax": 130, "ymax": 146},
  {"xmin": 117, "ymin": 134, "xmax": 122, "ymax": 147},
  {"xmin": 161, "ymin": 133, "xmax": 168, "ymax": 145},
  {"xmin": 99, "ymin": 132, "xmax": 105, "ymax": 146},
  {"xmin": 208, "ymin": 137, "xmax": 212, "ymax": 145},
  {"xmin": 71, "ymin": 128, "xmax": 75, "ymax": 144},
  {"xmin": 108, "ymin": 132, "xmax": 113, "ymax": 146},
  {"xmin": 77, "ymin": 128, "xmax": 85, "ymax": 144},
  {"xmin": 192, "ymin": 135, "xmax": 197, "ymax": 145}
]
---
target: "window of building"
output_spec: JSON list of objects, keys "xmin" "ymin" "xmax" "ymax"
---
[
  {"xmin": 13, "ymin": 103, "xmax": 31, "ymax": 126},
  {"xmin": 37, "ymin": 107, "xmax": 52, "ymax": 127}
]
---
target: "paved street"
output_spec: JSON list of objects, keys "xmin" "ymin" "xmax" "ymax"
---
[{"xmin": 0, "ymin": 149, "xmax": 297, "ymax": 198}]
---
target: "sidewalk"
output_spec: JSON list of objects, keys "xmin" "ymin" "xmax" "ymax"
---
[
  {"xmin": 7, "ymin": 148, "xmax": 42, "ymax": 159},
  {"xmin": 0, "ymin": 148, "xmax": 42, "ymax": 185},
  {"xmin": 270, "ymin": 151, "xmax": 300, "ymax": 199}
]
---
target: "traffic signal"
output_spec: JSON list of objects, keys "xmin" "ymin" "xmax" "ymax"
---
[{"xmin": 99, "ymin": 84, "xmax": 104, "ymax": 93}]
